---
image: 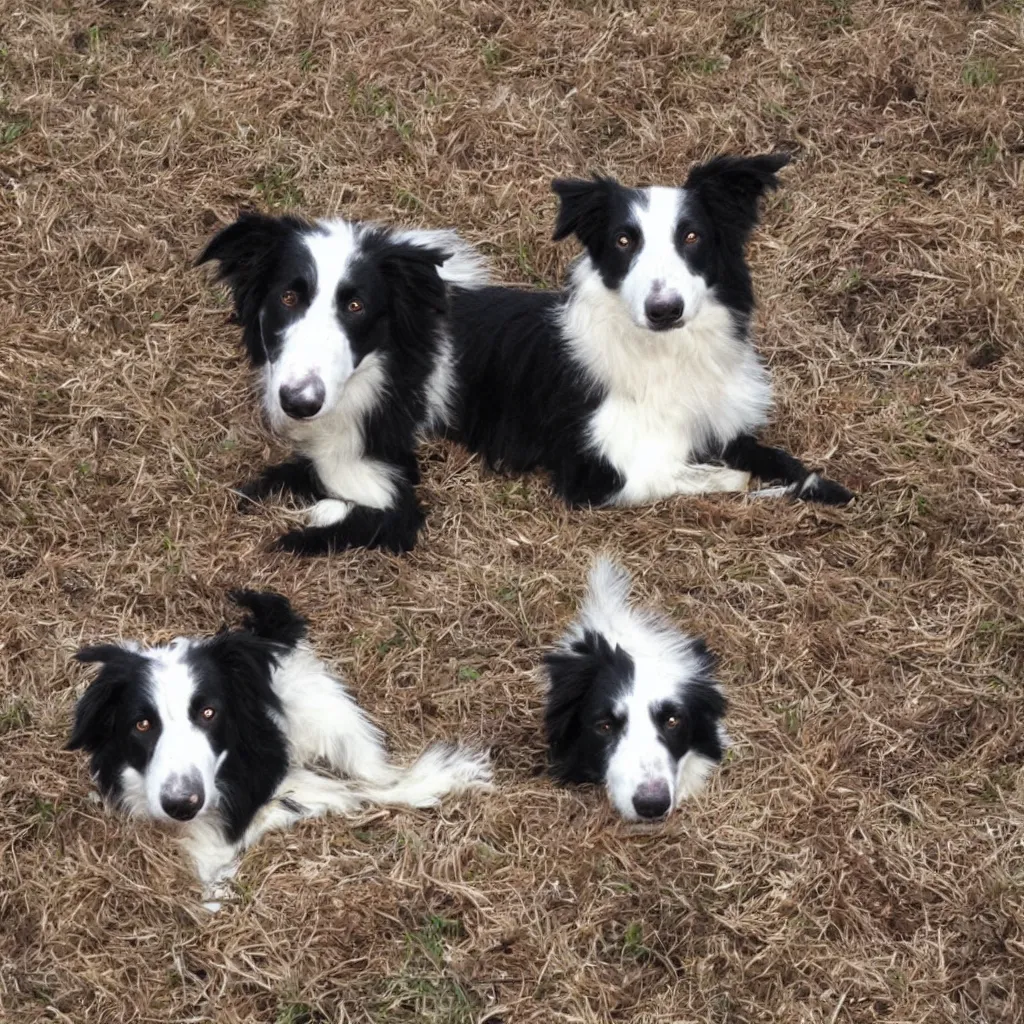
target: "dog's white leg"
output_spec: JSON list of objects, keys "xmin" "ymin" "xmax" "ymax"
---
[
  {"xmin": 673, "ymin": 750, "xmax": 717, "ymax": 805},
  {"xmin": 669, "ymin": 464, "xmax": 751, "ymax": 495},
  {"xmin": 267, "ymin": 767, "xmax": 376, "ymax": 817},
  {"xmin": 613, "ymin": 464, "xmax": 751, "ymax": 504},
  {"xmin": 180, "ymin": 821, "xmax": 243, "ymax": 912}
]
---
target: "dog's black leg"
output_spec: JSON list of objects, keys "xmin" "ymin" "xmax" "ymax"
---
[
  {"xmin": 273, "ymin": 488, "xmax": 426, "ymax": 555},
  {"xmin": 554, "ymin": 456, "xmax": 626, "ymax": 508},
  {"xmin": 236, "ymin": 456, "xmax": 326, "ymax": 513},
  {"xmin": 721, "ymin": 434, "xmax": 853, "ymax": 506}
]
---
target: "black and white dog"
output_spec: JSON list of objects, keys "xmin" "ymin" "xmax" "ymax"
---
[
  {"xmin": 66, "ymin": 591, "xmax": 491, "ymax": 904},
  {"xmin": 197, "ymin": 217, "xmax": 490, "ymax": 555},
  {"xmin": 449, "ymin": 153, "xmax": 851, "ymax": 507},
  {"xmin": 199, "ymin": 153, "xmax": 849, "ymax": 556},
  {"xmin": 544, "ymin": 559, "xmax": 727, "ymax": 821}
]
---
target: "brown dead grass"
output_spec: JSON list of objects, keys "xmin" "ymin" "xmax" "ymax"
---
[{"xmin": 1, "ymin": 0, "xmax": 1023, "ymax": 1021}]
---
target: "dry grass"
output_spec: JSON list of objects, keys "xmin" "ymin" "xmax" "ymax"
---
[{"xmin": 1, "ymin": 0, "xmax": 1023, "ymax": 1021}]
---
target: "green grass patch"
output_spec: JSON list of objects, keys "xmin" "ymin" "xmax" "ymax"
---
[
  {"xmin": 0, "ymin": 110, "xmax": 30, "ymax": 147},
  {"xmin": 963, "ymin": 59, "xmax": 998, "ymax": 88},
  {"xmin": 681, "ymin": 55, "xmax": 726, "ymax": 74},
  {"xmin": 481, "ymin": 39, "xmax": 508, "ymax": 70},
  {"xmin": 274, "ymin": 1003, "xmax": 326, "ymax": 1024},
  {"xmin": 0, "ymin": 701, "xmax": 31, "ymax": 735},
  {"xmin": 254, "ymin": 167, "xmax": 304, "ymax": 209},
  {"xmin": 622, "ymin": 921, "xmax": 652, "ymax": 961},
  {"xmin": 371, "ymin": 915, "xmax": 478, "ymax": 1022}
]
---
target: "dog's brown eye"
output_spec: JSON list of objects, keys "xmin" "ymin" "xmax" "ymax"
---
[
  {"xmin": 200, "ymin": 706, "xmax": 216, "ymax": 721},
  {"xmin": 665, "ymin": 715, "xmax": 681, "ymax": 729},
  {"xmin": 615, "ymin": 234, "xmax": 632, "ymax": 249},
  {"xmin": 281, "ymin": 290, "xmax": 299, "ymax": 308},
  {"xmin": 683, "ymin": 231, "xmax": 699, "ymax": 245},
  {"xmin": 596, "ymin": 720, "xmax": 613, "ymax": 734},
  {"xmin": 135, "ymin": 719, "xmax": 151, "ymax": 733},
  {"xmin": 346, "ymin": 298, "xmax": 363, "ymax": 313}
]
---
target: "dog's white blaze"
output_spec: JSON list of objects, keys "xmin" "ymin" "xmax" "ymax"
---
[
  {"xmin": 605, "ymin": 684, "xmax": 676, "ymax": 822},
  {"xmin": 618, "ymin": 188, "xmax": 709, "ymax": 329},
  {"xmin": 561, "ymin": 260, "xmax": 772, "ymax": 505},
  {"xmin": 265, "ymin": 221, "xmax": 361, "ymax": 427},
  {"xmin": 143, "ymin": 644, "xmax": 223, "ymax": 821}
]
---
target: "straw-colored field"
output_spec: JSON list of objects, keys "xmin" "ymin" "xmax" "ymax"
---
[{"xmin": 2, "ymin": 1, "xmax": 1022, "ymax": 1021}]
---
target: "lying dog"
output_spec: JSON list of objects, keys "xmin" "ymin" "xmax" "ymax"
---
[
  {"xmin": 66, "ymin": 590, "xmax": 491, "ymax": 905},
  {"xmin": 199, "ymin": 155, "xmax": 850, "ymax": 555}
]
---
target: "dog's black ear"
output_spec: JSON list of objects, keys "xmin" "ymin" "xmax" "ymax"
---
[
  {"xmin": 196, "ymin": 213, "xmax": 304, "ymax": 362},
  {"xmin": 379, "ymin": 242, "xmax": 449, "ymax": 348},
  {"xmin": 228, "ymin": 589, "xmax": 308, "ymax": 649},
  {"xmin": 684, "ymin": 152, "xmax": 791, "ymax": 245},
  {"xmin": 199, "ymin": 629, "xmax": 289, "ymax": 842},
  {"xmin": 551, "ymin": 175, "xmax": 618, "ymax": 254},
  {"xmin": 66, "ymin": 646, "xmax": 143, "ymax": 752},
  {"xmin": 202, "ymin": 629, "xmax": 282, "ymax": 705},
  {"xmin": 543, "ymin": 630, "xmax": 629, "ymax": 758}
]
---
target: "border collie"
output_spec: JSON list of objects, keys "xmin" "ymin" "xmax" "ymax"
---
[
  {"xmin": 197, "ymin": 216, "xmax": 490, "ymax": 555},
  {"xmin": 448, "ymin": 153, "xmax": 852, "ymax": 508},
  {"xmin": 544, "ymin": 559, "xmax": 727, "ymax": 821},
  {"xmin": 66, "ymin": 590, "xmax": 491, "ymax": 905}
]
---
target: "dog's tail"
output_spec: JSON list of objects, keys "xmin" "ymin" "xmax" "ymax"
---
[
  {"xmin": 273, "ymin": 746, "xmax": 492, "ymax": 821},
  {"xmin": 350, "ymin": 744, "xmax": 493, "ymax": 809}
]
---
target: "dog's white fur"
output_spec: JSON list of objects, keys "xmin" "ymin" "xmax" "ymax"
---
[{"xmin": 560, "ymin": 253, "xmax": 772, "ymax": 505}]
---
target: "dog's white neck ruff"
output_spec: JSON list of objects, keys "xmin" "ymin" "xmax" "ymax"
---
[{"xmin": 559, "ymin": 259, "xmax": 773, "ymax": 504}]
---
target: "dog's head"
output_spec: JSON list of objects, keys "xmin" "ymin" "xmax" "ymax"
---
[
  {"xmin": 197, "ymin": 215, "xmax": 450, "ymax": 436},
  {"xmin": 544, "ymin": 561, "xmax": 728, "ymax": 821},
  {"xmin": 552, "ymin": 152, "xmax": 790, "ymax": 333},
  {"xmin": 67, "ymin": 591, "xmax": 304, "ymax": 838}
]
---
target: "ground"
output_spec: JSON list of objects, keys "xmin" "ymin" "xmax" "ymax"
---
[{"xmin": 1, "ymin": 1, "xmax": 1022, "ymax": 1022}]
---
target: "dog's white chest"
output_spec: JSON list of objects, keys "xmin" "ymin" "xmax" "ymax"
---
[{"xmin": 578, "ymin": 303, "xmax": 772, "ymax": 501}]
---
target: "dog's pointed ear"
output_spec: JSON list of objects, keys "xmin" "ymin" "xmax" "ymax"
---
[
  {"xmin": 66, "ymin": 646, "xmax": 143, "ymax": 752},
  {"xmin": 195, "ymin": 212, "xmax": 291, "ymax": 275},
  {"xmin": 551, "ymin": 175, "xmax": 618, "ymax": 254},
  {"xmin": 543, "ymin": 630, "xmax": 630, "ymax": 758},
  {"xmin": 228, "ymin": 589, "xmax": 308, "ymax": 649},
  {"xmin": 684, "ymin": 152, "xmax": 791, "ymax": 244},
  {"xmin": 196, "ymin": 213, "xmax": 301, "ymax": 360},
  {"xmin": 378, "ymin": 242, "xmax": 449, "ymax": 347}
]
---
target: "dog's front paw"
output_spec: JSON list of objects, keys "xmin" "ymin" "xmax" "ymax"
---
[
  {"xmin": 307, "ymin": 498, "xmax": 354, "ymax": 527},
  {"xmin": 798, "ymin": 473, "xmax": 854, "ymax": 506},
  {"xmin": 273, "ymin": 527, "xmax": 324, "ymax": 556},
  {"xmin": 235, "ymin": 480, "xmax": 266, "ymax": 515}
]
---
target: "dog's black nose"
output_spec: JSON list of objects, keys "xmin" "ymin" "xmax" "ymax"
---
[
  {"xmin": 632, "ymin": 780, "xmax": 671, "ymax": 819},
  {"xmin": 279, "ymin": 377, "xmax": 326, "ymax": 419},
  {"xmin": 644, "ymin": 294, "xmax": 685, "ymax": 330},
  {"xmin": 160, "ymin": 782, "xmax": 204, "ymax": 822}
]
